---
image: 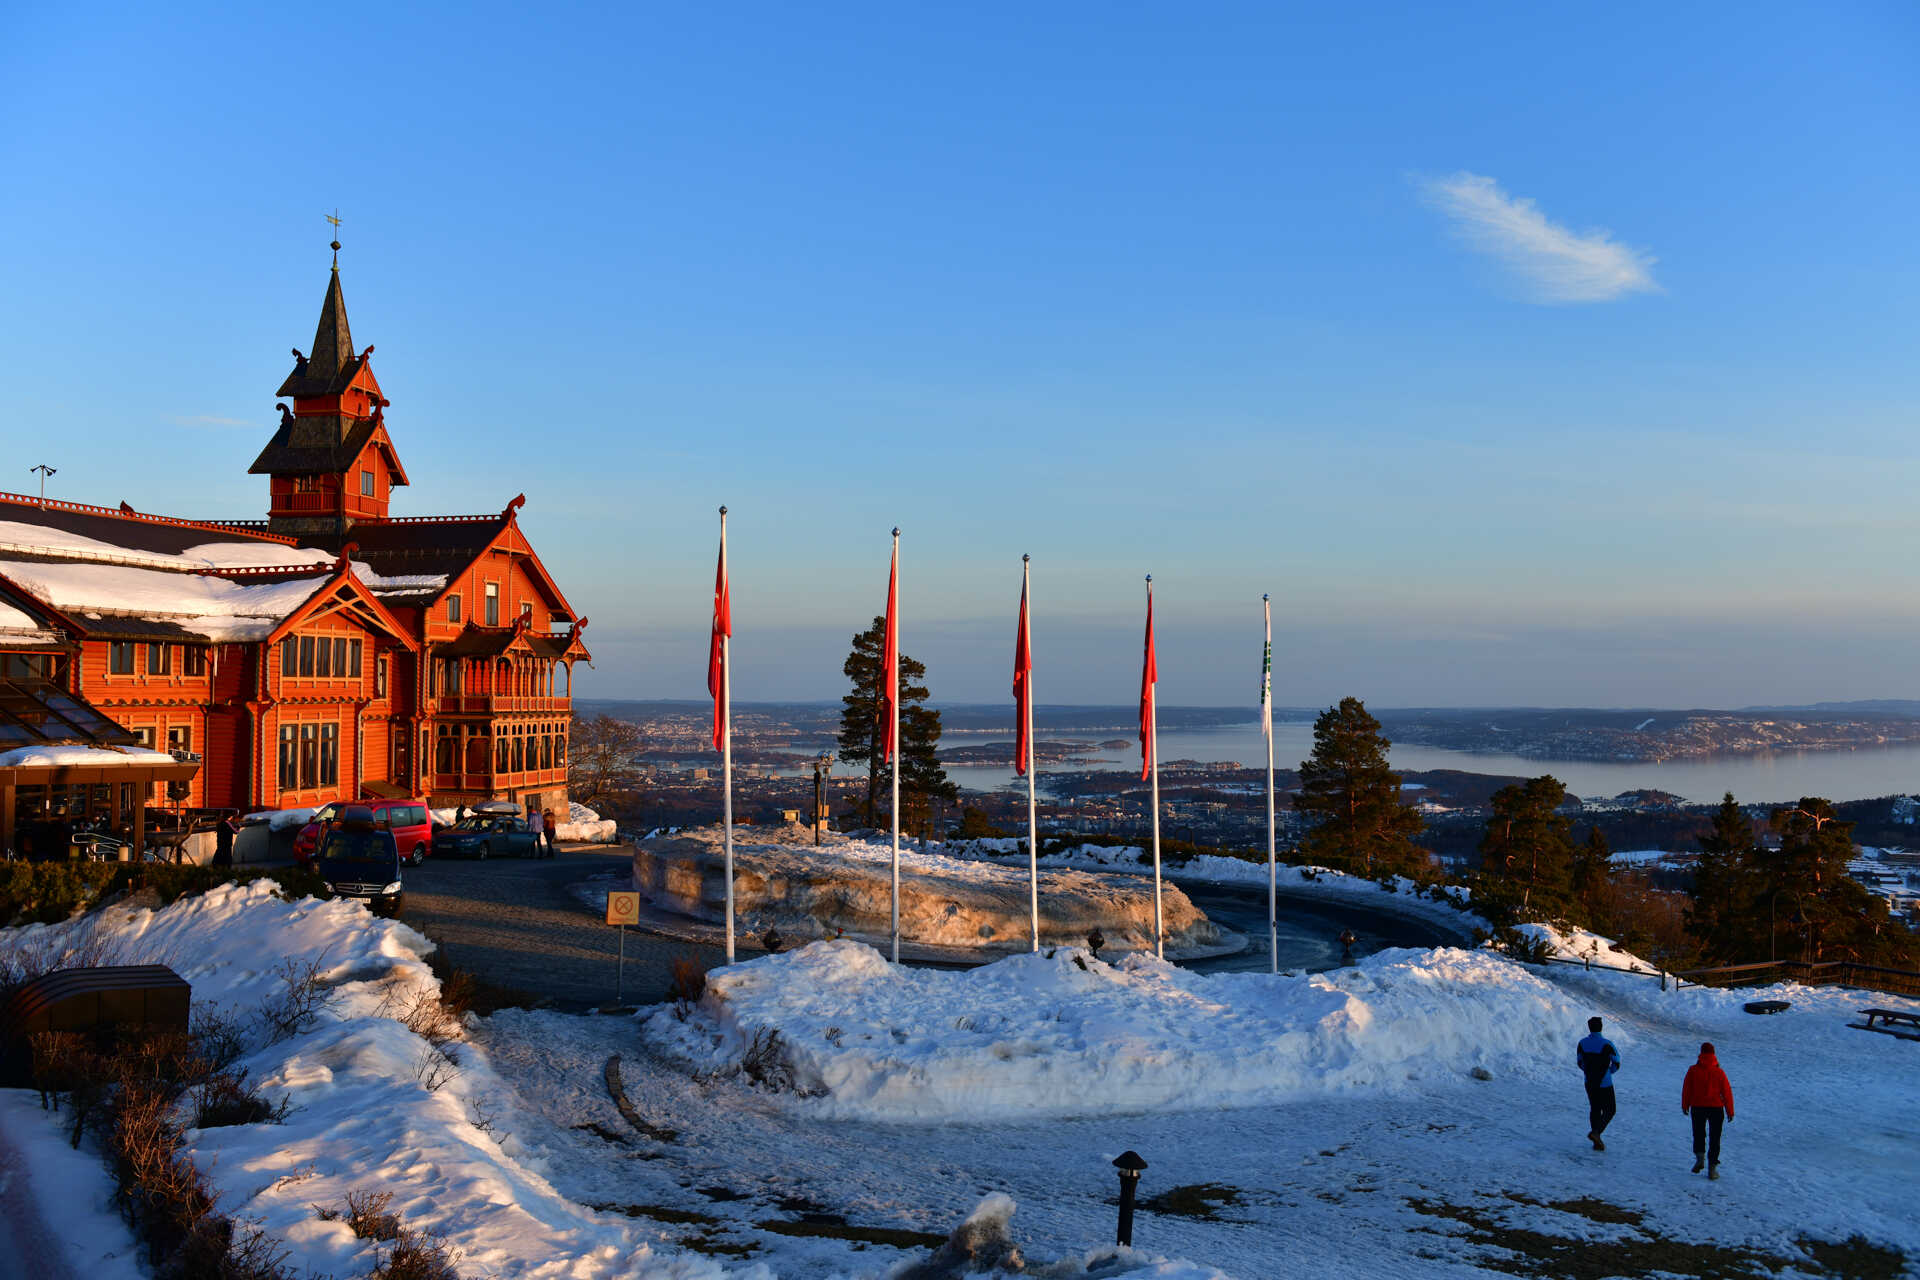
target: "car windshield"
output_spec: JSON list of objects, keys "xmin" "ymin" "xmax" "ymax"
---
[
  {"xmin": 452, "ymin": 817, "xmax": 496, "ymax": 832},
  {"xmin": 318, "ymin": 829, "xmax": 397, "ymax": 880}
]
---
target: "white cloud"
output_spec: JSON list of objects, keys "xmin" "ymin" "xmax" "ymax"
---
[{"xmin": 1417, "ymin": 172, "xmax": 1659, "ymax": 303}]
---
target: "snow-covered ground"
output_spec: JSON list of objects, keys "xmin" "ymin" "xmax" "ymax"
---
[
  {"xmin": 7, "ymin": 882, "xmax": 1915, "ymax": 1279},
  {"xmin": 489, "ymin": 935, "xmax": 1920, "ymax": 1279}
]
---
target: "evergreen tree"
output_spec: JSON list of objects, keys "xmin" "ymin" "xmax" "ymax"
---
[
  {"xmin": 1570, "ymin": 824, "xmax": 1615, "ymax": 930},
  {"xmin": 1686, "ymin": 793, "xmax": 1757, "ymax": 964},
  {"xmin": 1475, "ymin": 775, "xmax": 1577, "ymax": 924},
  {"xmin": 836, "ymin": 616, "xmax": 953, "ymax": 828},
  {"xmin": 1292, "ymin": 697, "xmax": 1425, "ymax": 877},
  {"xmin": 1757, "ymin": 798, "xmax": 1894, "ymax": 964}
]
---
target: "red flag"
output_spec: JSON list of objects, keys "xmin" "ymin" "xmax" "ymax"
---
[
  {"xmin": 1013, "ymin": 571, "xmax": 1032, "ymax": 775},
  {"xmin": 707, "ymin": 533, "xmax": 730, "ymax": 752},
  {"xmin": 1139, "ymin": 581, "xmax": 1157, "ymax": 781},
  {"xmin": 880, "ymin": 536, "xmax": 899, "ymax": 762}
]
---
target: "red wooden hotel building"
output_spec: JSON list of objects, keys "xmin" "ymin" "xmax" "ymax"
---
[{"xmin": 0, "ymin": 250, "xmax": 588, "ymax": 851}]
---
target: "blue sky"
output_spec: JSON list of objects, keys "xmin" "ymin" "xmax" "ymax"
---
[{"xmin": 4, "ymin": 3, "xmax": 1917, "ymax": 708}]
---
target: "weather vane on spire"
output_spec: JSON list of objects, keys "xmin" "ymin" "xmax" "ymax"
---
[{"xmin": 325, "ymin": 209, "xmax": 342, "ymax": 266}]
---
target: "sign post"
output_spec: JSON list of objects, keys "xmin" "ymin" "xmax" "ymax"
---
[{"xmin": 606, "ymin": 891, "xmax": 640, "ymax": 1004}]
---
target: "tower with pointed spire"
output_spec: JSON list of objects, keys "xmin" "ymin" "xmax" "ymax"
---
[{"xmin": 251, "ymin": 241, "xmax": 409, "ymax": 536}]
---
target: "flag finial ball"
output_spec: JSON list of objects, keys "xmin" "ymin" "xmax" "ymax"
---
[
  {"xmin": 1023, "ymin": 553, "xmax": 1030, "ymax": 563},
  {"xmin": 1263, "ymin": 592, "xmax": 1269, "ymax": 601},
  {"xmin": 1145, "ymin": 574, "xmax": 1152, "ymax": 583},
  {"xmin": 892, "ymin": 526, "xmax": 900, "ymax": 537},
  {"xmin": 719, "ymin": 505, "xmax": 727, "ymax": 516}
]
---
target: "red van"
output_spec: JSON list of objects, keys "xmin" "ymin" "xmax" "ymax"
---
[{"xmin": 294, "ymin": 798, "xmax": 433, "ymax": 866}]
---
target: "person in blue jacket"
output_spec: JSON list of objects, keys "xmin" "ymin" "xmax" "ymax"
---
[{"xmin": 1576, "ymin": 1016, "xmax": 1621, "ymax": 1151}]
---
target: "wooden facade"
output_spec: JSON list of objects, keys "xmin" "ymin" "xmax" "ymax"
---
[{"xmin": 0, "ymin": 254, "xmax": 587, "ymax": 823}]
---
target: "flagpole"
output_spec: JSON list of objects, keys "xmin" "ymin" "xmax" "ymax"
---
[
  {"xmin": 1264, "ymin": 594, "xmax": 1277, "ymax": 974},
  {"xmin": 890, "ymin": 527, "xmax": 902, "ymax": 965},
  {"xmin": 1147, "ymin": 575, "xmax": 1162, "ymax": 961},
  {"xmin": 721, "ymin": 506, "xmax": 735, "ymax": 965},
  {"xmin": 1024, "ymin": 554, "xmax": 1039, "ymax": 953}
]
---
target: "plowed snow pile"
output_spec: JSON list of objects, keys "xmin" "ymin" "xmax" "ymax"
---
[{"xmin": 643, "ymin": 939, "xmax": 1588, "ymax": 1122}]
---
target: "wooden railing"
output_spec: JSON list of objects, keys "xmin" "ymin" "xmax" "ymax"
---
[{"xmin": 1672, "ymin": 960, "xmax": 1920, "ymax": 999}]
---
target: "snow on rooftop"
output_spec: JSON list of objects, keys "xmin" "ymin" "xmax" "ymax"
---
[
  {"xmin": 0, "ymin": 520, "xmax": 334, "ymax": 572},
  {"xmin": 0, "ymin": 744, "xmax": 178, "ymax": 768},
  {"xmin": 0, "ymin": 558, "xmax": 327, "ymax": 642}
]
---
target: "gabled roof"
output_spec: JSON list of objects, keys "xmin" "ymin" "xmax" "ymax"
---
[
  {"xmin": 276, "ymin": 267, "xmax": 362, "ymax": 398},
  {"xmin": 266, "ymin": 564, "xmax": 417, "ymax": 651}
]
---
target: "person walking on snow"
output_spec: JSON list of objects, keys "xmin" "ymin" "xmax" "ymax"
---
[
  {"xmin": 1681, "ymin": 1042, "xmax": 1734, "ymax": 1179},
  {"xmin": 1577, "ymin": 1016, "xmax": 1621, "ymax": 1151}
]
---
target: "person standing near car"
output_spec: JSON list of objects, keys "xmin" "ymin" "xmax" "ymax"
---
[
  {"xmin": 527, "ymin": 803, "xmax": 545, "ymax": 855},
  {"xmin": 541, "ymin": 807, "xmax": 558, "ymax": 855}
]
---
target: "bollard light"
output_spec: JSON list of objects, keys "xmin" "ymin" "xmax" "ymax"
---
[{"xmin": 1113, "ymin": 1149, "xmax": 1147, "ymax": 1247}]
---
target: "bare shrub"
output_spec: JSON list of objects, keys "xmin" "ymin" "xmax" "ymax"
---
[
  {"xmin": 465, "ymin": 1096, "xmax": 501, "ymax": 1140},
  {"xmin": 343, "ymin": 1189, "xmax": 403, "ymax": 1241},
  {"xmin": 668, "ymin": 953, "xmax": 706, "ymax": 1020},
  {"xmin": 110, "ymin": 1079, "xmax": 216, "ymax": 1265},
  {"xmin": 737, "ymin": 1028, "xmax": 812, "ymax": 1095},
  {"xmin": 191, "ymin": 1005, "xmax": 250, "ymax": 1070},
  {"xmin": 414, "ymin": 1044, "xmax": 460, "ymax": 1093},
  {"xmin": 259, "ymin": 958, "xmax": 335, "ymax": 1042},
  {"xmin": 399, "ymin": 986, "xmax": 464, "ymax": 1048},
  {"xmin": 192, "ymin": 1067, "xmax": 289, "ymax": 1128},
  {"xmin": 370, "ymin": 1226, "xmax": 463, "ymax": 1280}
]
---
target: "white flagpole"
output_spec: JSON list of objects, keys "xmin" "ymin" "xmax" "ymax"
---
[
  {"xmin": 721, "ymin": 506, "xmax": 735, "ymax": 965},
  {"xmin": 1264, "ymin": 594, "xmax": 1277, "ymax": 974},
  {"xmin": 890, "ymin": 527, "xmax": 901, "ymax": 965},
  {"xmin": 1024, "ymin": 554, "xmax": 1039, "ymax": 953},
  {"xmin": 1148, "ymin": 575, "xmax": 1163, "ymax": 961}
]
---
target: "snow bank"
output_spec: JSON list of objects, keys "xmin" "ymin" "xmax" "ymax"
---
[
  {"xmin": 0, "ymin": 557, "xmax": 327, "ymax": 642},
  {"xmin": 2, "ymin": 883, "xmax": 756, "ymax": 1280},
  {"xmin": 1513, "ymin": 921, "xmax": 1660, "ymax": 974},
  {"xmin": 643, "ymin": 939, "xmax": 1588, "ymax": 1123},
  {"xmin": 558, "ymin": 801, "xmax": 618, "ymax": 843},
  {"xmin": 943, "ymin": 838, "xmax": 1481, "ymax": 937},
  {"xmin": 244, "ymin": 805, "xmax": 320, "ymax": 831},
  {"xmin": 634, "ymin": 830, "xmax": 1221, "ymax": 954}
]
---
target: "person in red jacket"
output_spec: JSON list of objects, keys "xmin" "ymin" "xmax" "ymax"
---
[{"xmin": 1681, "ymin": 1042, "xmax": 1735, "ymax": 1178}]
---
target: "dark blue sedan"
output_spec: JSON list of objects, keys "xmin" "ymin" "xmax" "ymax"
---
[{"xmin": 433, "ymin": 815, "xmax": 547, "ymax": 859}]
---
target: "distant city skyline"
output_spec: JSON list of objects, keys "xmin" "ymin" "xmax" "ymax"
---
[{"xmin": 5, "ymin": 4, "xmax": 1917, "ymax": 710}]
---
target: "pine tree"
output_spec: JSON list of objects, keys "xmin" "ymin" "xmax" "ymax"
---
[
  {"xmin": 836, "ymin": 616, "xmax": 953, "ymax": 829},
  {"xmin": 1570, "ymin": 825, "xmax": 1615, "ymax": 931},
  {"xmin": 1686, "ymin": 793, "xmax": 1757, "ymax": 964},
  {"xmin": 1475, "ymin": 775, "xmax": 1577, "ymax": 924},
  {"xmin": 1292, "ymin": 697, "xmax": 1426, "ymax": 877},
  {"xmin": 1757, "ymin": 798, "xmax": 1892, "ymax": 964}
]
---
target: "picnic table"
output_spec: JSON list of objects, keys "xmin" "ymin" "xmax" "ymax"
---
[{"xmin": 1854, "ymin": 1008, "xmax": 1920, "ymax": 1041}]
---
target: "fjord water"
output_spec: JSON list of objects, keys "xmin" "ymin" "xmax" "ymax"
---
[{"xmin": 937, "ymin": 721, "xmax": 1920, "ymax": 806}]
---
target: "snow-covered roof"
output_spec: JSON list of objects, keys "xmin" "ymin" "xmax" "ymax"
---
[
  {"xmin": 0, "ymin": 744, "xmax": 179, "ymax": 769},
  {"xmin": 0, "ymin": 558, "xmax": 329, "ymax": 643}
]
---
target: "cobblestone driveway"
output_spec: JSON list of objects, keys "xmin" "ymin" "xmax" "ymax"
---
[{"xmin": 401, "ymin": 844, "xmax": 728, "ymax": 1010}]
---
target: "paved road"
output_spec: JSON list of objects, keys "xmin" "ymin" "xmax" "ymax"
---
[{"xmin": 400, "ymin": 844, "xmax": 730, "ymax": 1010}]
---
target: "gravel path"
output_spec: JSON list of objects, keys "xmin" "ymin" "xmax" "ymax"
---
[{"xmin": 401, "ymin": 844, "xmax": 734, "ymax": 1010}]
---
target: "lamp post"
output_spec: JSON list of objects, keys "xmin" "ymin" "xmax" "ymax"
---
[
  {"xmin": 1112, "ymin": 1150, "xmax": 1147, "ymax": 1247},
  {"xmin": 813, "ymin": 752, "xmax": 833, "ymax": 846},
  {"xmin": 30, "ymin": 464, "xmax": 55, "ymax": 506}
]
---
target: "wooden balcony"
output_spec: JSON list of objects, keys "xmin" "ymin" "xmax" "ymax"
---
[{"xmin": 437, "ymin": 694, "xmax": 570, "ymax": 716}]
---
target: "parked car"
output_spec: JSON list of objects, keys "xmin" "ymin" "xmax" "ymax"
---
[
  {"xmin": 432, "ymin": 814, "xmax": 547, "ymax": 860},
  {"xmin": 295, "ymin": 799, "xmax": 433, "ymax": 867},
  {"xmin": 315, "ymin": 810, "xmax": 405, "ymax": 918}
]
